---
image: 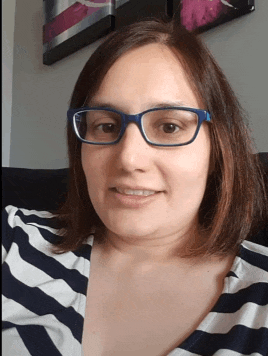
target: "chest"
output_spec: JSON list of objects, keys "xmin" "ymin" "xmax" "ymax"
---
[{"xmin": 81, "ymin": 265, "xmax": 223, "ymax": 356}]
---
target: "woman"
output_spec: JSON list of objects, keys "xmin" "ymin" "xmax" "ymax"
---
[{"xmin": 2, "ymin": 17, "xmax": 268, "ymax": 356}]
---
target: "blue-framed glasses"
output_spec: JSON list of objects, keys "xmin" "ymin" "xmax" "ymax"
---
[{"xmin": 67, "ymin": 106, "xmax": 211, "ymax": 147}]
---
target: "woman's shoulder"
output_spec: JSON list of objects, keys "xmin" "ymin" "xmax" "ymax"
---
[
  {"xmin": 3, "ymin": 204, "xmax": 55, "ymax": 222},
  {"xmin": 2, "ymin": 206, "xmax": 90, "ymax": 356},
  {"xmin": 2, "ymin": 205, "xmax": 59, "ymax": 263},
  {"xmin": 2, "ymin": 204, "xmax": 93, "ymax": 265},
  {"xmin": 233, "ymin": 239, "xmax": 268, "ymax": 283},
  {"xmin": 242, "ymin": 239, "xmax": 268, "ymax": 256},
  {"xmin": 2, "ymin": 204, "xmax": 56, "ymax": 229}
]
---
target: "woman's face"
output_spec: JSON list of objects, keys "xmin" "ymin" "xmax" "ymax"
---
[{"xmin": 81, "ymin": 44, "xmax": 211, "ymax": 245}]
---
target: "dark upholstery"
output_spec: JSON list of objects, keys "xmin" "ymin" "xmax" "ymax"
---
[
  {"xmin": 2, "ymin": 153, "xmax": 268, "ymax": 245},
  {"xmin": 2, "ymin": 167, "xmax": 69, "ymax": 211}
]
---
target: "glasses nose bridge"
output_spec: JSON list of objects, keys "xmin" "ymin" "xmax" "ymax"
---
[
  {"xmin": 124, "ymin": 113, "xmax": 142, "ymax": 125},
  {"xmin": 120, "ymin": 112, "xmax": 145, "ymax": 142},
  {"xmin": 122, "ymin": 112, "xmax": 143, "ymax": 133}
]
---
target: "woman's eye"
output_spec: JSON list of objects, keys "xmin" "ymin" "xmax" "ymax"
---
[
  {"xmin": 96, "ymin": 123, "xmax": 117, "ymax": 133},
  {"xmin": 161, "ymin": 123, "xmax": 180, "ymax": 133}
]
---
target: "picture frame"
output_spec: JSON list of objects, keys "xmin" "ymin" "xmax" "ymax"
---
[
  {"xmin": 172, "ymin": 0, "xmax": 255, "ymax": 34},
  {"xmin": 43, "ymin": 0, "xmax": 171, "ymax": 65},
  {"xmin": 43, "ymin": 0, "xmax": 115, "ymax": 65}
]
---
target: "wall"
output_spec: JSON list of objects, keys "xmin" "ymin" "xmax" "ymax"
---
[
  {"xmin": 2, "ymin": 0, "xmax": 16, "ymax": 167},
  {"xmin": 6, "ymin": 1, "xmax": 268, "ymax": 169},
  {"xmin": 201, "ymin": 1, "xmax": 268, "ymax": 153},
  {"xmin": 9, "ymin": 0, "xmax": 103, "ymax": 169}
]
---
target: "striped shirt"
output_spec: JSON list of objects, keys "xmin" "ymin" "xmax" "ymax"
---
[{"xmin": 2, "ymin": 205, "xmax": 268, "ymax": 356}]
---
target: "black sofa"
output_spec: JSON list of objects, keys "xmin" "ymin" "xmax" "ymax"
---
[
  {"xmin": 2, "ymin": 153, "xmax": 268, "ymax": 246},
  {"xmin": 2, "ymin": 167, "xmax": 69, "ymax": 212}
]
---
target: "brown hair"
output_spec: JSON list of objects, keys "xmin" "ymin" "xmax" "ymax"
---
[{"xmin": 51, "ymin": 17, "xmax": 267, "ymax": 257}]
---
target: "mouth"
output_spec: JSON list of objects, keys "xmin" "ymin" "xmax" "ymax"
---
[{"xmin": 111, "ymin": 187, "xmax": 161, "ymax": 197}]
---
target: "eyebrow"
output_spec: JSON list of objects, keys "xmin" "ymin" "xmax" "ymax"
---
[{"xmin": 87, "ymin": 100, "xmax": 191, "ymax": 112}]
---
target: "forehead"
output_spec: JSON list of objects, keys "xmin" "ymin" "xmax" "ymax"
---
[{"xmin": 91, "ymin": 43, "xmax": 201, "ymax": 112}]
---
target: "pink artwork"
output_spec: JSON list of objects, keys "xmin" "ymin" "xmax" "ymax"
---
[
  {"xmin": 179, "ymin": 0, "xmax": 253, "ymax": 33},
  {"xmin": 43, "ymin": 1, "xmax": 112, "ymax": 45},
  {"xmin": 181, "ymin": 0, "xmax": 227, "ymax": 31},
  {"xmin": 43, "ymin": 0, "xmax": 114, "ymax": 65}
]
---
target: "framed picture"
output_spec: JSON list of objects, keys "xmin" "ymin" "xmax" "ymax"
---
[
  {"xmin": 43, "ymin": 0, "xmax": 115, "ymax": 65},
  {"xmin": 173, "ymin": 0, "xmax": 255, "ymax": 33},
  {"xmin": 43, "ymin": 0, "xmax": 171, "ymax": 65}
]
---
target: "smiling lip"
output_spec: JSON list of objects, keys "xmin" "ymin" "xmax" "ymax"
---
[
  {"xmin": 109, "ymin": 187, "xmax": 163, "ymax": 208},
  {"xmin": 114, "ymin": 187, "xmax": 157, "ymax": 196}
]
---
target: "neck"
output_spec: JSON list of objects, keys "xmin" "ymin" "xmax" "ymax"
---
[{"xmin": 95, "ymin": 226, "xmax": 209, "ymax": 268}]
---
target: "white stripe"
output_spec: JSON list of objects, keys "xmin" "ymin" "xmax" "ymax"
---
[
  {"xmin": 242, "ymin": 240, "xmax": 268, "ymax": 258},
  {"xmin": 5, "ymin": 243, "xmax": 86, "ymax": 316},
  {"xmin": 27, "ymin": 222, "xmax": 58, "ymax": 233},
  {"xmin": 197, "ymin": 302, "xmax": 268, "ymax": 333},
  {"xmin": 3, "ymin": 294, "xmax": 41, "ymax": 323},
  {"xmin": 234, "ymin": 255, "xmax": 268, "ymax": 282},
  {"xmin": 213, "ymin": 349, "xmax": 263, "ymax": 356},
  {"xmin": 226, "ymin": 275, "xmax": 266, "ymax": 295},
  {"xmin": 29, "ymin": 221, "xmax": 95, "ymax": 248},
  {"xmin": 18, "ymin": 206, "xmax": 54, "ymax": 218},
  {"xmin": 20, "ymin": 206, "xmax": 94, "ymax": 246},
  {"xmin": 3, "ymin": 327, "xmax": 32, "ymax": 356},
  {"xmin": 2, "ymin": 296, "xmax": 80, "ymax": 356},
  {"xmin": 2, "ymin": 244, "xmax": 8, "ymax": 264},
  {"xmin": 6, "ymin": 205, "xmax": 19, "ymax": 228}
]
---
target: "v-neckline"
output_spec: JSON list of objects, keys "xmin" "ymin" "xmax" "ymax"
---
[{"xmin": 80, "ymin": 235, "xmax": 241, "ymax": 355}]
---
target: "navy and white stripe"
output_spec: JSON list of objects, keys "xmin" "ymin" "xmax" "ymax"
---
[
  {"xmin": 2, "ymin": 205, "xmax": 268, "ymax": 356},
  {"xmin": 2, "ymin": 206, "xmax": 93, "ymax": 356}
]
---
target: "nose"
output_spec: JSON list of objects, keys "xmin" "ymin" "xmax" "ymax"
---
[{"xmin": 114, "ymin": 122, "xmax": 153, "ymax": 172}]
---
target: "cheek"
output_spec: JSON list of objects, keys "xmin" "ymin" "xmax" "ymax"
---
[
  {"xmin": 164, "ymin": 137, "xmax": 211, "ymax": 199},
  {"xmin": 166, "ymin": 158, "xmax": 209, "ymax": 195}
]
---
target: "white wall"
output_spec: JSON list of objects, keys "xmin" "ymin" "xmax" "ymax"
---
[
  {"xmin": 6, "ymin": 1, "xmax": 268, "ymax": 169},
  {"xmin": 2, "ymin": 0, "xmax": 16, "ymax": 167}
]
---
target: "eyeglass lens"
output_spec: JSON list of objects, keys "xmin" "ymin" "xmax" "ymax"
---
[{"xmin": 74, "ymin": 109, "xmax": 199, "ymax": 145}]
